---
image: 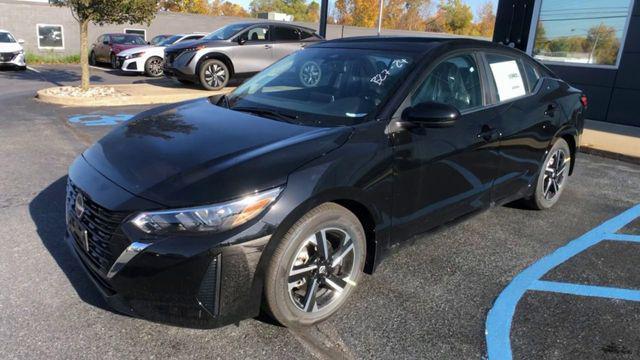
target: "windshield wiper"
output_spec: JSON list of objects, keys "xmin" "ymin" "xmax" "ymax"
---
[{"xmin": 231, "ymin": 106, "xmax": 299, "ymax": 123}]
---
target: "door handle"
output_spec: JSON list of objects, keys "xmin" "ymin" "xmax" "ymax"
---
[
  {"xmin": 264, "ymin": 44, "xmax": 272, "ymax": 49},
  {"xmin": 477, "ymin": 125, "xmax": 500, "ymax": 142},
  {"xmin": 544, "ymin": 103, "xmax": 557, "ymax": 117}
]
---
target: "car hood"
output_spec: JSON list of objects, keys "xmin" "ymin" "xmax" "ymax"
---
[
  {"xmin": 0, "ymin": 42, "xmax": 22, "ymax": 52},
  {"xmin": 166, "ymin": 39, "xmax": 228, "ymax": 52},
  {"xmin": 83, "ymin": 98, "xmax": 352, "ymax": 207},
  {"xmin": 112, "ymin": 43, "xmax": 146, "ymax": 54},
  {"xmin": 117, "ymin": 45, "xmax": 159, "ymax": 56}
]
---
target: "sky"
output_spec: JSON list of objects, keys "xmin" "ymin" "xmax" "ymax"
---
[{"xmin": 231, "ymin": 0, "xmax": 499, "ymax": 21}]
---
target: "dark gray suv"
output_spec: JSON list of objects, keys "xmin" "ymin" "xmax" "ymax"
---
[{"xmin": 164, "ymin": 22, "xmax": 323, "ymax": 90}]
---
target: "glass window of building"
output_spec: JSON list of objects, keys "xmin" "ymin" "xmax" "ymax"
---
[{"xmin": 530, "ymin": 0, "xmax": 634, "ymax": 66}]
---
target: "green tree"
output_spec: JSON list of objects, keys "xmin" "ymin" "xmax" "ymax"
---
[
  {"xmin": 586, "ymin": 24, "xmax": 620, "ymax": 65},
  {"xmin": 439, "ymin": 0, "xmax": 473, "ymax": 34},
  {"xmin": 474, "ymin": 0, "xmax": 495, "ymax": 37},
  {"xmin": 249, "ymin": 0, "xmax": 320, "ymax": 21},
  {"xmin": 50, "ymin": 0, "xmax": 157, "ymax": 90}
]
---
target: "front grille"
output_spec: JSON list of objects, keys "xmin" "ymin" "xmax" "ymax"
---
[
  {"xmin": 0, "ymin": 52, "xmax": 15, "ymax": 62},
  {"xmin": 66, "ymin": 179, "xmax": 129, "ymax": 275}
]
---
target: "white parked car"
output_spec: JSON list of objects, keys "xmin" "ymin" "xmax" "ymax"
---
[
  {"xmin": 0, "ymin": 30, "xmax": 26, "ymax": 70},
  {"xmin": 117, "ymin": 33, "xmax": 205, "ymax": 77}
]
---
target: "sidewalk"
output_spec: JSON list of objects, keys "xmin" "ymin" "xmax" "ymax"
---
[
  {"xmin": 37, "ymin": 82, "xmax": 233, "ymax": 107},
  {"xmin": 581, "ymin": 120, "xmax": 640, "ymax": 163}
]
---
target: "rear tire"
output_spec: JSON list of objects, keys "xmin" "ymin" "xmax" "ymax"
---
[
  {"xmin": 264, "ymin": 203, "xmax": 366, "ymax": 328},
  {"xmin": 144, "ymin": 56, "xmax": 163, "ymax": 77},
  {"xmin": 198, "ymin": 59, "xmax": 229, "ymax": 91},
  {"xmin": 110, "ymin": 53, "xmax": 117, "ymax": 69},
  {"xmin": 524, "ymin": 138, "xmax": 571, "ymax": 210}
]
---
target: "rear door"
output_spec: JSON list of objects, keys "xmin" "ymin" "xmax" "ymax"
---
[
  {"xmin": 481, "ymin": 51, "xmax": 558, "ymax": 203},
  {"xmin": 230, "ymin": 25, "xmax": 273, "ymax": 74},
  {"xmin": 391, "ymin": 52, "xmax": 502, "ymax": 240},
  {"xmin": 271, "ymin": 25, "xmax": 303, "ymax": 62}
]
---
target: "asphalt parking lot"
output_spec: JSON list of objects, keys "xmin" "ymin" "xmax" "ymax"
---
[{"xmin": 1, "ymin": 65, "xmax": 640, "ymax": 359}]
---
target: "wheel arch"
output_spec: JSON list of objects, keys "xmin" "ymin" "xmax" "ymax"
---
[
  {"xmin": 555, "ymin": 127, "xmax": 579, "ymax": 175},
  {"xmin": 196, "ymin": 51, "xmax": 235, "ymax": 77}
]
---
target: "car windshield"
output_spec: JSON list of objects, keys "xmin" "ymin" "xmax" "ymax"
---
[
  {"xmin": 111, "ymin": 35, "xmax": 146, "ymax": 45},
  {"xmin": 204, "ymin": 23, "xmax": 249, "ymax": 40},
  {"xmin": 0, "ymin": 32, "xmax": 16, "ymax": 43},
  {"xmin": 158, "ymin": 35, "xmax": 181, "ymax": 46},
  {"xmin": 227, "ymin": 48, "xmax": 416, "ymax": 126}
]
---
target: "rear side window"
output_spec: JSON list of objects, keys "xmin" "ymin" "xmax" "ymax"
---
[
  {"xmin": 485, "ymin": 53, "xmax": 527, "ymax": 102},
  {"xmin": 411, "ymin": 54, "xmax": 482, "ymax": 111},
  {"xmin": 300, "ymin": 29, "xmax": 319, "ymax": 40},
  {"xmin": 273, "ymin": 26, "xmax": 300, "ymax": 41}
]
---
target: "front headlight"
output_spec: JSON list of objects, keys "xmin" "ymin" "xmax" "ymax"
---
[
  {"xmin": 131, "ymin": 187, "xmax": 283, "ymax": 234},
  {"xmin": 14, "ymin": 50, "xmax": 24, "ymax": 55},
  {"xmin": 126, "ymin": 51, "xmax": 145, "ymax": 59}
]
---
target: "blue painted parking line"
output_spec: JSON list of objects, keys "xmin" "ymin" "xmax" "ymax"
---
[
  {"xmin": 529, "ymin": 280, "xmax": 640, "ymax": 302},
  {"xmin": 485, "ymin": 203, "xmax": 640, "ymax": 360},
  {"xmin": 68, "ymin": 114, "xmax": 134, "ymax": 126}
]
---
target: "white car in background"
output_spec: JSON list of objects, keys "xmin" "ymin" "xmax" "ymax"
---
[
  {"xmin": 0, "ymin": 30, "xmax": 26, "ymax": 70},
  {"xmin": 118, "ymin": 33, "xmax": 205, "ymax": 77}
]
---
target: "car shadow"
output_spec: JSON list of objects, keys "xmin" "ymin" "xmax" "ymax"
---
[{"xmin": 28, "ymin": 176, "xmax": 114, "ymax": 312}]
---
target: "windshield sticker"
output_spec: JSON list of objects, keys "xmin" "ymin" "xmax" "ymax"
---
[{"xmin": 370, "ymin": 69, "xmax": 391, "ymax": 86}]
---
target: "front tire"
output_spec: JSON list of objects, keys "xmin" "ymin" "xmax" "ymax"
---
[
  {"xmin": 144, "ymin": 56, "xmax": 163, "ymax": 77},
  {"xmin": 198, "ymin": 59, "xmax": 229, "ymax": 91},
  {"xmin": 525, "ymin": 138, "xmax": 571, "ymax": 210},
  {"xmin": 264, "ymin": 203, "xmax": 366, "ymax": 328},
  {"xmin": 89, "ymin": 51, "xmax": 96, "ymax": 66}
]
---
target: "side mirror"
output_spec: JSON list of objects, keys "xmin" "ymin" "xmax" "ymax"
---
[
  {"xmin": 401, "ymin": 101, "xmax": 460, "ymax": 128},
  {"xmin": 18, "ymin": 39, "xmax": 25, "ymax": 45},
  {"xmin": 237, "ymin": 37, "xmax": 246, "ymax": 45}
]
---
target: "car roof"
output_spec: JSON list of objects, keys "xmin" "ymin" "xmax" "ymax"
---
[
  {"xmin": 0, "ymin": 29, "xmax": 10, "ymax": 33},
  {"xmin": 225, "ymin": 21, "xmax": 318, "ymax": 33},
  {"xmin": 105, "ymin": 33, "xmax": 143, "ymax": 36},
  {"xmin": 314, "ymin": 36, "xmax": 508, "ymax": 54}
]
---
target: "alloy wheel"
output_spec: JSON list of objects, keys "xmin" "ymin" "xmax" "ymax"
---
[
  {"xmin": 148, "ymin": 58, "xmax": 163, "ymax": 76},
  {"xmin": 204, "ymin": 63, "xmax": 226, "ymax": 88},
  {"xmin": 299, "ymin": 61, "xmax": 321, "ymax": 87},
  {"xmin": 288, "ymin": 228, "xmax": 356, "ymax": 313},
  {"xmin": 543, "ymin": 148, "xmax": 568, "ymax": 200}
]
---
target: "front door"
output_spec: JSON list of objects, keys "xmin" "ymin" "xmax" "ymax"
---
[
  {"xmin": 230, "ymin": 25, "xmax": 273, "ymax": 74},
  {"xmin": 391, "ymin": 53, "xmax": 502, "ymax": 241}
]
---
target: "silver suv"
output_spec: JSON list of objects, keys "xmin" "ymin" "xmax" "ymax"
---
[{"xmin": 164, "ymin": 22, "xmax": 323, "ymax": 90}]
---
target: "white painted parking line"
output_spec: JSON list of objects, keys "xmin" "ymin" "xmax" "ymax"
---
[
  {"xmin": 89, "ymin": 65, "xmax": 108, "ymax": 71},
  {"xmin": 27, "ymin": 66, "xmax": 40, "ymax": 73}
]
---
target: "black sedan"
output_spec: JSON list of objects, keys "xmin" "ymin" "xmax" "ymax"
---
[{"xmin": 65, "ymin": 37, "xmax": 585, "ymax": 329}]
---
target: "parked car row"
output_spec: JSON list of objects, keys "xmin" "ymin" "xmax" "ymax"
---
[
  {"xmin": 0, "ymin": 29, "xmax": 26, "ymax": 70},
  {"xmin": 89, "ymin": 21, "xmax": 323, "ymax": 90}
]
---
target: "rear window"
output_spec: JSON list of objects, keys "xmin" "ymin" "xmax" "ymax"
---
[{"xmin": 111, "ymin": 35, "xmax": 146, "ymax": 45}]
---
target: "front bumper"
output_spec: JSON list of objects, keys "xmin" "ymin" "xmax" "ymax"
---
[
  {"xmin": 0, "ymin": 52, "xmax": 25, "ymax": 67},
  {"xmin": 163, "ymin": 50, "xmax": 199, "ymax": 80},
  {"xmin": 118, "ymin": 56, "xmax": 144, "ymax": 73},
  {"xmin": 65, "ymin": 158, "xmax": 273, "ymax": 328}
]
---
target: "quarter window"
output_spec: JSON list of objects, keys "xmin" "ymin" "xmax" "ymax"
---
[
  {"xmin": 486, "ymin": 53, "xmax": 527, "ymax": 102},
  {"xmin": 411, "ymin": 54, "xmax": 482, "ymax": 111},
  {"xmin": 522, "ymin": 61, "xmax": 541, "ymax": 92}
]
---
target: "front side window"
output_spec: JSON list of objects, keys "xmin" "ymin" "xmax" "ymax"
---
[
  {"xmin": 239, "ymin": 26, "xmax": 269, "ymax": 42},
  {"xmin": 411, "ymin": 54, "xmax": 482, "ymax": 111},
  {"xmin": 158, "ymin": 35, "xmax": 182, "ymax": 46},
  {"xmin": 531, "ymin": 0, "xmax": 633, "ymax": 66},
  {"xmin": 273, "ymin": 26, "xmax": 300, "ymax": 41},
  {"xmin": 0, "ymin": 32, "xmax": 16, "ymax": 43},
  {"xmin": 486, "ymin": 53, "xmax": 527, "ymax": 102},
  {"xmin": 227, "ymin": 48, "xmax": 416, "ymax": 126}
]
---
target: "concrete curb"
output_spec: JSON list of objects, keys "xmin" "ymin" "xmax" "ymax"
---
[{"xmin": 36, "ymin": 84, "xmax": 233, "ymax": 107}]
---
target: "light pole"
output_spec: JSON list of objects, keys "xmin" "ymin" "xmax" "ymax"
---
[{"xmin": 377, "ymin": 0, "xmax": 383, "ymax": 35}]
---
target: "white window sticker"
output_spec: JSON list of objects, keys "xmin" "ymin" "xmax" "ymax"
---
[{"xmin": 489, "ymin": 60, "xmax": 526, "ymax": 101}]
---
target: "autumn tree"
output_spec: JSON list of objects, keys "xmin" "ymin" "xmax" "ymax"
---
[
  {"xmin": 333, "ymin": 0, "xmax": 353, "ymax": 25},
  {"xmin": 249, "ymin": 0, "xmax": 321, "ymax": 22},
  {"xmin": 159, "ymin": 0, "xmax": 209, "ymax": 14},
  {"xmin": 210, "ymin": 0, "xmax": 250, "ymax": 17},
  {"xmin": 474, "ymin": 0, "xmax": 495, "ymax": 37},
  {"xmin": 586, "ymin": 24, "xmax": 620, "ymax": 65},
  {"xmin": 50, "ymin": 0, "xmax": 157, "ymax": 90}
]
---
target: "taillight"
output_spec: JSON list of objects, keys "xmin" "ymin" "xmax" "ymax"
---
[{"xmin": 580, "ymin": 94, "xmax": 588, "ymax": 108}]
